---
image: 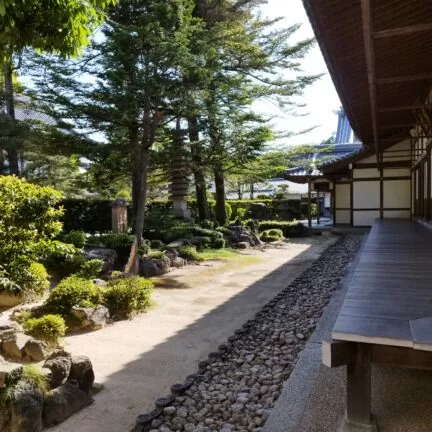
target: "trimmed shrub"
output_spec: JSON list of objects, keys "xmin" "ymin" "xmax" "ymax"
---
[
  {"xmin": 260, "ymin": 229, "xmax": 283, "ymax": 243},
  {"xmin": 215, "ymin": 226, "xmax": 232, "ymax": 237},
  {"xmin": 104, "ymin": 277, "xmax": 153, "ymax": 319},
  {"xmin": 10, "ymin": 309, "xmax": 34, "ymax": 325},
  {"xmin": 150, "ymin": 240, "xmax": 165, "ymax": 250},
  {"xmin": 45, "ymin": 276, "xmax": 102, "ymax": 318},
  {"xmin": 192, "ymin": 227, "xmax": 223, "ymax": 240},
  {"xmin": 23, "ymin": 314, "xmax": 66, "ymax": 346},
  {"xmin": 62, "ymin": 230, "xmax": 87, "ymax": 249},
  {"xmin": 75, "ymin": 259, "xmax": 104, "ymax": 279},
  {"xmin": 212, "ymin": 238, "xmax": 226, "ymax": 249},
  {"xmin": 148, "ymin": 251, "xmax": 164, "ymax": 259},
  {"xmin": 200, "ymin": 220, "xmax": 214, "ymax": 229},
  {"xmin": 179, "ymin": 246, "xmax": 203, "ymax": 262},
  {"xmin": 100, "ymin": 233, "xmax": 134, "ymax": 264},
  {"xmin": 42, "ymin": 241, "xmax": 83, "ymax": 276},
  {"xmin": 259, "ymin": 221, "xmax": 308, "ymax": 238}
]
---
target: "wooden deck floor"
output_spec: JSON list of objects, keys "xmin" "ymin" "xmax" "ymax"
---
[{"xmin": 333, "ymin": 219, "xmax": 432, "ymax": 351}]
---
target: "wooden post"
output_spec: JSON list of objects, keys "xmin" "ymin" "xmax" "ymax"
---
[
  {"xmin": 308, "ymin": 181, "xmax": 312, "ymax": 228},
  {"xmin": 346, "ymin": 344, "xmax": 373, "ymax": 427},
  {"xmin": 111, "ymin": 199, "xmax": 128, "ymax": 233},
  {"xmin": 316, "ymin": 185, "xmax": 320, "ymax": 225}
]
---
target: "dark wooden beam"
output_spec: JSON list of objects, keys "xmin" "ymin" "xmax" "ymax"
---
[
  {"xmin": 373, "ymin": 23, "xmax": 432, "ymax": 39},
  {"xmin": 377, "ymin": 73, "xmax": 432, "ymax": 85},
  {"xmin": 378, "ymin": 104, "xmax": 431, "ymax": 113},
  {"xmin": 379, "ymin": 123, "xmax": 415, "ymax": 130},
  {"xmin": 322, "ymin": 340, "xmax": 357, "ymax": 367},
  {"xmin": 361, "ymin": 0, "xmax": 379, "ymax": 162}
]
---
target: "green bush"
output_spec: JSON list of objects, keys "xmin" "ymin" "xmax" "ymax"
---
[
  {"xmin": 42, "ymin": 241, "xmax": 83, "ymax": 276},
  {"xmin": 212, "ymin": 238, "xmax": 226, "ymax": 249},
  {"xmin": 75, "ymin": 259, "xmax": 104, "ymax": 279},
  {"xmin": 45, "ymin": 276, "xmax": 102, "ymax": 318},
  {"xmin": 211, "ymin": 202, "xmax": 232, "ymax": 221},
  {"xmin": 150, "ymin": 240, "xmax": 165, "ymax": 250},
  {"xmin": 104, "ymin": 277, "xmax": 153, "ymax": 319},
  {"xmin": 23, "ymin": 314, "xmax": 66, "ymax": 346},
  {"xmin": 100, "ymin": 233, "xmax": 134, "ymax": 264},
  {"xmin": 148, "ymin": 250, "xmax": 164, "ymax": 259},
  {"xmin": 189, "ymin": 236, "xmax": 212, "ymax": 249},
  {"xmin": 22, "ymin": 365, "xmax": 49, "ymax": 394},
  {"xmin": 259, "ymin": 221, "xmax": 308, "ymax": 238},
  {"xmin": 192, "ymin": 227, "xmax": 223, "ymax": 240},
  {"xmin": 179, "ymin": 246, "xmax": 203, "ymax": 262},
  {"xmin": 10, "ymin": 309, "xmax": 34, "ymax": 325},
  {"xmin": 260, "ymin": 229, "xmax": 284, "ymax": 243},
  {"xmin": 200, "ymin": 220, "xmax": 214, "ymax": 229},
  {"xmin": 216, "ymin": 226, "xmax": 232, "ymax": 236},
  {"xmin": 62, "ymin": 230, "xmax": 87, "ymax": 249},
  {"xmin": 0, "ymin": 176, "xmax": 63, "ymax": 294}
]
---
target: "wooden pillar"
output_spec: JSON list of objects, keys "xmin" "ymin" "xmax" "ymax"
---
[
  {"xmin": 111, "ymin": 199, "xmax": 128, "ymax": 233},
  {"xmin": 379, "ymin": 167, "xmax": 384, "ymax": 219},
  {"xmin": 332, "ymin": 182, "xmax": 336, "ymax": 225},
  {"xmin": 346, "ymin": 344, "xmax": 374, "ymax": 427},
  {"xmin": 428, "ymin": 149, "xmax": 431, "ymax": 220},
  {"xmin": 308, "ymin": 180, "xmax": 312, "ymax": 228},
  {"xmin": 316, "ymin": 185, "xmax": 320, "ymax": 225}
]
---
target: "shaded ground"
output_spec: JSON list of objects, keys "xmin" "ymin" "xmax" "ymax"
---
[{"xmin": 52, "ymin": 236, "xmax": 336, "ymax": 432}]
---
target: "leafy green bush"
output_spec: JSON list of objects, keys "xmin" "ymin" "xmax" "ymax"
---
[
  {"xmin": 148, "ymin": 251, "xmax": 164, "ymax": 260},
  {"xmin": 10, "ymin": 309, "xmax": 34, "ymax": 325},
  {"xmin": 211, "ymin": 202, "xmax": 232, "ymax": 221},
  {"xmin": 62, "ymin": 230, "xmax": 87, "ymax": 249},
  {"xmin": 75, "ymin": 259, "xmax": 104, "ymax": 279},
  {"xmin": 200, "ymin": 220, "xmax": 214, "ymax": 229},
  {"xmin": 215, "ymin": 226, "xmax": 232, "ymax": 237},
  {"xmin": 104, "ymin": 277, "xmax": 153, "ymax": 319},
  {"xmin": 45, "ymin": 276, "xmax": 102, "ymax": 318},
  {"xmin": 267, "ymin": 229, "xmax": 283, "ymax": 237},
  {"xmin": 42, "ymin": 241, "xmax": 83, "ymax": 276},
  {"xmin": 0, "ymin": 176, "xmax": 63, "ymax": 294},
  {"xmin": 192, "ymin": 227, "xmax": 223, "ymax": 240},
  {"xmin": 259, "ymin": 221, "xmax": 308, "ymax": 238},
  {"xmin": 260, "ymin": 230, "xmax": 282, "ymax": 243},
  {"xmin": 150, "ymin": 240, "xmax": 165, "ymax": 250},
  {"xmin": 23, "ymin": 314, "xmax": 66, "ymax": 346},
  {"xmin": 179, "ymin": 246, "xmax": 203, "ymax": 262},
  {"xmin": 21, "ymin": 262, "xmax": 50, "ymax": 297},
  {"xmin": 212, "ymin": 238, "xmax": 226, "ymax": 249},
  {"xmin": 100, "ymin": 233, "xmax": 134, "ymax": 264}
]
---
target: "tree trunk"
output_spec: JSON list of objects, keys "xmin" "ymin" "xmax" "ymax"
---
[
  {"xmin": 188, "ymin": 116, "xmax": 210, "ymax": 221},
  {"xmin": 214, "ymin": 164, "xmax": 227, "ymax": 225},
  {"xmin": 3, "ymin": 58, "xmax": 19, "ymax": 176},
  {"xmin": 237, "ymin": 182, "xmax": 242, "ymax": 200},
  {"xmin": 250, "ymin": 183, "xmax": 255, "ymax": 200}
]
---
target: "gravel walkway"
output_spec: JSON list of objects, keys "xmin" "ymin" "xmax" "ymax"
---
[{"xmin": 133, "ymin": 234, "xmax": 363, "ymax": 432}]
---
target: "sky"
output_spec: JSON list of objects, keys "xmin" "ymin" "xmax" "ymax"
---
[{"xmin": 257, "ymin": 0, "xmax": 342, "ymax": 146}]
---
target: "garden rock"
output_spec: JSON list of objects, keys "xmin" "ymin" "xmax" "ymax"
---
[
  {"xmin": 44, "ymin": 355, "xmax": 72, "ymax": 388},
  {"xmin": 11, "ymin": 379, "xmax": 44, "ymax": 432},
  {"xmin": 68, "ymin": 355, "xmax": 94, "ymax": 394},
  {"xmin": 0, "ymin": 361, "xmax": 23, "ymax": 388},
  {"xmin": 139, "ymin": 257, "xmax": 170, "ymax": 277},
  {"xmin": 70, "ymin": 305, "xmax": 110, "ymax": 332},
  {"xmin": 229, "ymin": 226, "xmax": 257, "ymax": 247},
  {"xmin": 23, "ymin": 339, "xmax": 49, "ymax": 362},
  {"xmin": 235, "ymin": 242, "xmax": 250, "ymax": 249},
  {"xmin": 170, "ymin": 257, "xmax": 186, "ymax": 268},
  {"xmin": 84, "ymin": 247, "xmax": 118, "ymax": 272},
  {"xmin": 2, "ymin": 340, "xmax": 22, "ymax": 361},
  {"xmin": 0, "ymin": 320, "xmax": 20, "ymax": 342},
  {"xmin": 43, "ymin": 382, "xmax": 93, "ymax": 427},
  {"xmin": 92, "ymin": 279, "xmax": 108, "ymax": 288}
]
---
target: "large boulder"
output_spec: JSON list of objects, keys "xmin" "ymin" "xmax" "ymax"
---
[
  {"xmin": 69, "ymin": 305, "xmax": 110, "ymax": 332},
  {"xmin": 68, "ymin": 356, "xmax": 94, "ymax": 394},
  {"xmin": 11, "ymin": 380, "xmax": 44, "ymax": 432},
  {"xmin": 44, "ymin": 355, "xmax": 72, "ymax": 389},
  {"xmin": 139, "ymin": 256, "xmax": 170, "ymax": 277},
  {"xmin": 22, "ymin": 340, "xmax": 49, "ymax": 363},
  {"xmin": 43, "ymin": 382, "xmax": 93, "ymax": 427},
  {"xmin": 83, "ymin": 247, "xmax": 118, "ymax": 273}
]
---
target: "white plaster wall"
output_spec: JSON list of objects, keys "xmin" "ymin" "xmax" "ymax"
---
[
  {"xmin": 383, "ymin": 168, "xmax": 410, "ymax": 178},
  {"xmin": 353, "ymin": 210, "xmax": 380, "ymax": 226},
  {"xmin": 353, "ymin": 168, "xmax": 380, "ymax": 179},
  {"xmin": 383, "ymin": 210, "xmax": 411, "ymax": 218},
  {"xmin": 335, "ymin": 210, "xmax": 350, "ymax": 224},
  {"xmin": 383, "ymin": 180, "xmax": 410, "ymax": 209},
  {"xmin": 324, "ymin": 192, "xmax": 331, "ymax": 207},
  {"xmin": 335, "ymin": 183, "xmax": 350, "ymax": 209},
  {"xmin": 353, "ymin": 181, "xmax": 380, "ymax": 209}
]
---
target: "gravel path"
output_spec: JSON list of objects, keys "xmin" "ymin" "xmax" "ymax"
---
[{"xmin": 134, "ymin": 234, "xmax": 363, "ymax": 432}]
